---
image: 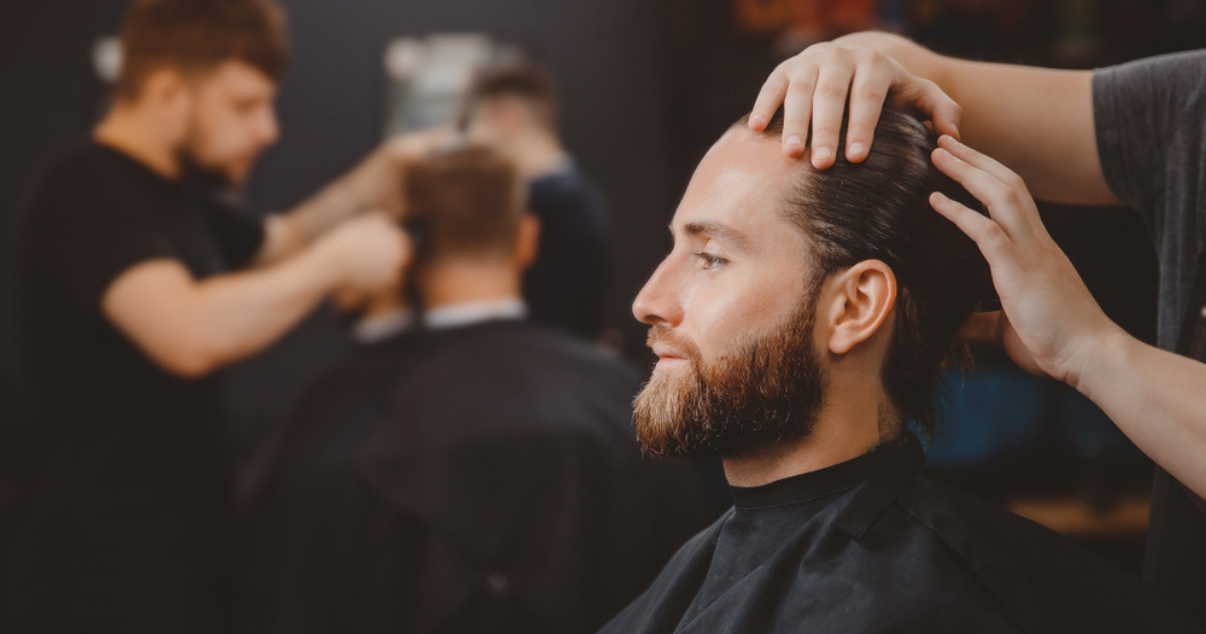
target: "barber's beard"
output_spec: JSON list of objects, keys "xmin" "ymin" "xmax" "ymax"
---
[
  {"xmin": 177, "ymin": 120, "xmax": 241, "ymax": 191},
  {"xmin": 633, "ymin": 300, "xmax": 827, "ymax": 459}
]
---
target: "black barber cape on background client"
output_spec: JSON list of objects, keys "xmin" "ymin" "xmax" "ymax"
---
[
  {"xmin": 5, "ymin": 142, "xmax": 264, "ymax": 633},
  {"xmin": 244, "ymin": 314, "xmax": 720, "ymax": 634},
  {"xmin": 599, "ymin": 433, "xmax": 1198, "ymax": 634}
]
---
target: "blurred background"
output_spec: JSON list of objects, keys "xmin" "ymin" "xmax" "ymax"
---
[{"xmin": 3, "ymin": 0, "xmax": 1206, "ymax": 588}]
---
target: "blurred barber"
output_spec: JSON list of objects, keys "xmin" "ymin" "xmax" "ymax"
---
[
  {"xmin": 468, "ymin": 64, "xmax": 610, "ymax": 340},
  {"xmin": 3, "ymin": 0, "xmax": 419, "ymax": 632},
  {"xmin": 748, "ymin": 34, "xmax": 1206, "ymax": 623}
]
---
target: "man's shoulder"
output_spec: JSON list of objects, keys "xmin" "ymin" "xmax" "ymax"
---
[
  {"xmin": 23, "ymin": 142, "xmax": 162, "ymax": 228},
  {"xmin": 30, "ymin": 142, "xmax": 128, "ymax": 193}
]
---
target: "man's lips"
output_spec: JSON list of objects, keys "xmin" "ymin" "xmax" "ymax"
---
[
  {"xmin": 651, "ymin": 343, "xmax": 689, "ymax": 369},
  {"xmin": 652, "ymin": 343, "xmax": 683, "ymax": 360}
]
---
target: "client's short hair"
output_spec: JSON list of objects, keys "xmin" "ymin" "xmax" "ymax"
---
[
  {"xmin": 471, "ymin": 63, "xmax": 559, "ymax": 131},
  {"xmin": 732, "ymin": 108, "xmax": 990, "ymax": 436},
  {"xmin": 404, "ymin": 145, "xmax": 525, "ymax": 261}
]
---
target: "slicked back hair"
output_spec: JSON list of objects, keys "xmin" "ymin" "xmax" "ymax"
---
[
  {"xmin": 116, "ymin": 0, "xmax": 289, "ymax": 100},
  {"xmin": 731, "ymin": 108, "xmax": 990, "ymax": 437}
]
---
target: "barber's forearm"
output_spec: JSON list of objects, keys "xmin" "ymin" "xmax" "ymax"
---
[
  {"xmin": 1073, "ymin": 327, "xmax": 1206, "ymax": 498},
  {"xmin": 189, "ymin": 244, "xmax": 341, "ymax": 370},
  {"xmin": 280, "ymin": 146, "xmax": 402, "ymax": 247}
]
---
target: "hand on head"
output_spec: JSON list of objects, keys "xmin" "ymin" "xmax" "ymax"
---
[
  {"xmin": 927, "ymin": 135, "xmax": 1119, "ymax": 385},
  {"xmin": 748, "ymin": 41, "xmax": 961, "ymax": 167},
  {"xmin": 750, "ymin": 37, "xmax": 1118, "ymax": 387}
]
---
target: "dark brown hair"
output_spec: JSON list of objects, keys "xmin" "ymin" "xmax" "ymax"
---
[
  {"xmin": 732, "ymin": 108, "xmax": 990, "ymax": 437},
  {"xmin": 471, "ymin": 63, "xmax": 559, "ymax": 130},
  {"xmin": 116, "ymin": 0, "xmax": 289, "ymax": 99},
  {"xmin": 404, "ymin": 145, "xmax": 524, "ymax": 260}
]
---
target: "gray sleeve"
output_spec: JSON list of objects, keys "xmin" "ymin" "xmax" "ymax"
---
[{"xmin": 1093, "ymin": 49, "xmax": 1206, "ymax": 233}]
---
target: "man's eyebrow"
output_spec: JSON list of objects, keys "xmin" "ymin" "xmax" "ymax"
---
[{"xmin": 679, "ymin": 221, "xmax": 750, "ymax": 249}]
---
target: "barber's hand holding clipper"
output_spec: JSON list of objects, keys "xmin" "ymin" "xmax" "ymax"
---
[{"xmin": 317, "ymin": 212, "xmax": 413, "ymax": 294}]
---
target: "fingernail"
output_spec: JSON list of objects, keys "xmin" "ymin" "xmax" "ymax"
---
[
  {"xmin": 933, "ymin": 191, "xmax": 947, "ymax": 202},
  {"xmin": 849, "ymin": 142, "xmax": 865, "ymax": 157},
  {"xmin": 814, "ymin": 147, "xmax": 832, "ymax": 162},
  {"xmin": 786, "ymin": 135, "xmax": 802, "ymax": 148},
  {"xmin": 749, "ymin": 114, "xmax": 766, "ymax": 128}
]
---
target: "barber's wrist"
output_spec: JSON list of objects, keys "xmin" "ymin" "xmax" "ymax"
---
[
  {"xmin": 1063, "ymin": 319, "xmax": 1134, "ymax": 400},
  {"xmin": 304, "ymin": 233, "xmax": 352, "ymax": 291}
]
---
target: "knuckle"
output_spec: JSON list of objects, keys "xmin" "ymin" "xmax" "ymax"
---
[
  {"xmin": 787, "ymin": 71, "xmax": 816, "ymax": 89},
  {"xmin": 854, "ymin": 83, "xmax": 885, "ymax": 102},
  {"xmin": 815, "ymin": 82, "xmax": 847, "ymax": 99},
  {"xmin": 853, "ymin": 47, "xmax": 883, "ymax": 65},
  {"xmin": 812, "ymin": 124, "xmax": 841, "ymax": 140},
  {"xmin": 999, "ymin": 186, "xmax": 1024, "ymax": 207},
  {"xmin": 982, "ymin": 222, "xmax": 1007, "ymax": 242}
]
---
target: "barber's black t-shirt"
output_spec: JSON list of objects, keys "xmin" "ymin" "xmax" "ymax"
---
[{"xmin": 6, "ymin": 142, "xmax": 263, "ymax": 631}]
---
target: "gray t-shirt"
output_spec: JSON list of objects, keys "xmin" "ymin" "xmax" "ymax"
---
[
  {"xmin": 1093, "ymin": 50, "xmax": 1206, "ymax": 621},
  {"xmin": 1094, "ymin": 49, "xmax": 1206, "ymax": 351}
]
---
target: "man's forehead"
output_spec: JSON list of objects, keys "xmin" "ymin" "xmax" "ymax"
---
[{"xmin": 672, "ymin": 130, "xmax": 803, "ymax": 238}]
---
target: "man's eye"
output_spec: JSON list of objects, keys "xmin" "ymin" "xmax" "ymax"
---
[{"xmin": 695, "ymin": 252, "xmax": 727, "ymax": 269}]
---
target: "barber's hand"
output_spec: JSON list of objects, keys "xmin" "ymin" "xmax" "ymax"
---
[
  {"xmin": 749, "ymin": 42, "xmax": 962, "ymax": 168},
  {"xmin": 318, "ymin": 213, "xmax": 412, "ymax": 293},
  {"xmin": 928, "ymin": 135, "xmax": 1123, "ymax": 385},
  {"xmin": 385, "ymin": 125, "xmax": 459, "ymax": 165}
]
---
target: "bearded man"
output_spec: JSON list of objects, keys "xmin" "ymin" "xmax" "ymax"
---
[{"xmin": 598, "ymin": 108, "xmax": 1198, "ymax": 633}]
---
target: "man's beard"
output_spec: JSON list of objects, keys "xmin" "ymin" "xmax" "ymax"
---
[
  {"xmin": 176, "ymin": 118, "xmax": 246, "ymax": 191},
  {"xmin": 633, "ymin": 298, "xmax": 827, "ymax": 459},
  {"xmin": 177, "ymin": 144, "xmax": 237, "ymax": 191}
]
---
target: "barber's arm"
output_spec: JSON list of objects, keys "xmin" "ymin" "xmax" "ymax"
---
[
  {"xmin": 103, "ymin": 214, "xmax": 409, "ymax": 378},
  {"xmin": 928, "ymin": 135, "xmax": 1206, "ymax": 499},
  {"xmin": 253, "ymin": 127, "xmax": 453, "ymax": 266},
  {"xmin": 749, "ymin": 31, "xmax": 1120, "ymax": 206}
]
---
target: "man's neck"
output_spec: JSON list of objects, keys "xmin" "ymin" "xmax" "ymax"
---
[
  {"xmin": 511, "ymin": 131, "xmax": 567, "ymax": 180},
  {"xmin": 421, "ymin": 261, "xmax": 523, "ymax": 309},
  {"xmin": 93, "ymin": 108, "xmax": 181, "ymax": 180},
  {"xmin": 722, "ymin": 383, "xmax": 897, "ymax": 488}
]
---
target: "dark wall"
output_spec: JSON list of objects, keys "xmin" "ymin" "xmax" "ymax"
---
[{"xmin": 0, "ymin": 0, "xmax": 680, "ymax": 438}]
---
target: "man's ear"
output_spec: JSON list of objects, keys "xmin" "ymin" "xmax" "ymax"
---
[
  {"xmin": 822, "ymin": 260, "xmax": 896, "ymax": 355},
  {"xmin": 141, "ymin": 68, "xmax": 193, "ymax": 138},
  {"xmin": 142, "ymin": 68, "xmax": 188, "ymax": 108},
  {"xmin": 514, "ymin": 213, "xmax": 541, "ymax": 270}
]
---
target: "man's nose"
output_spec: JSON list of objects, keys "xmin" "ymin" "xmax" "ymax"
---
[{"xmin": 632, "ymin": 259, "xmax": 682, "ymax": 328}]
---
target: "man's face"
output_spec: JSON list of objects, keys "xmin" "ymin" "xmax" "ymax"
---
[
  {"xmin": 179, "ymin": 60, "xmax": 280, "ymax": 186},
  {"xmin": 631, "ymin": 130, "xmax": 828, "ymax": 457}
]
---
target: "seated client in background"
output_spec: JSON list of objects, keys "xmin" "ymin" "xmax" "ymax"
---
[
  {"xmin": 597, "ymin": 109, "xmax": 1197, "ymax": 633},
  {"xmin": 468, "ymin": 64, "xmax": 610, "ymax": 340},
  {"xmin": 243, "ymin": 146, "xmax": 718, "ymax": 634}
]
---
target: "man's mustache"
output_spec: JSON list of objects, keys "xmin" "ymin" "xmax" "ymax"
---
[{"xmin": 646, "ymin": 326, "xmax": 703, "ymax": 366}]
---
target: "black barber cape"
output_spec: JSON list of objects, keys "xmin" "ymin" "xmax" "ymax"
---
[
  {"xmin": 600, "ymin": 433, "xmax": 1197, "ymax": 634},
  {"xmin": 243, "ymin": 319, "xmax": 720, "ymax": 634}
]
